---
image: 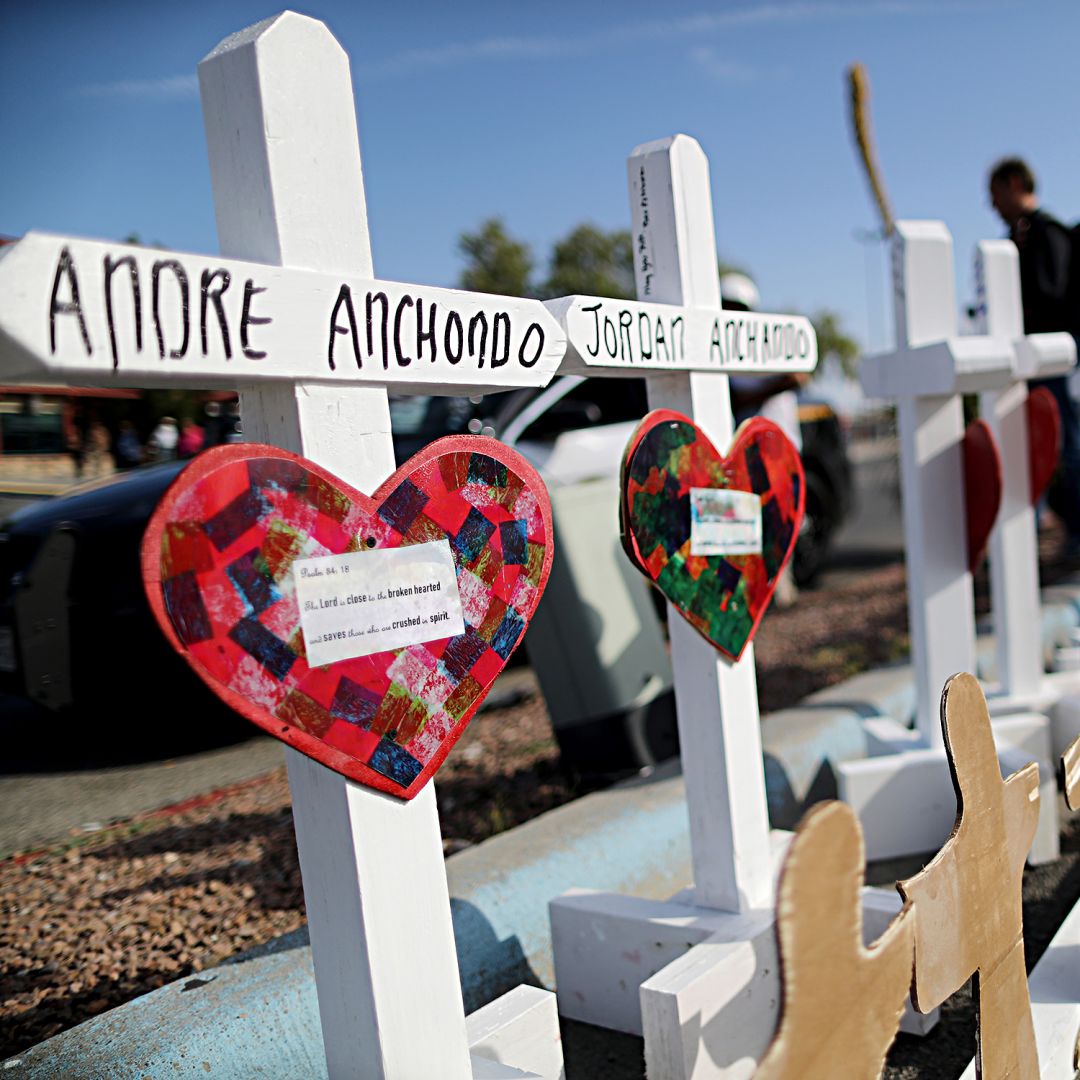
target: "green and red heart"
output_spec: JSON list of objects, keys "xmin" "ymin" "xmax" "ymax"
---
[
  {"xmin": 142, "ymin": 438, "xmax": 552, "ymax": 799},
  {"xmin": 620, "ymin": 410, "xmax": 804, "ymax": 661}
]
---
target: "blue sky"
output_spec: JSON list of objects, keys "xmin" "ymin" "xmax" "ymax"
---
[{"xmin": 2, "ymin": 0, "xmax": 1077, "ymax": 354}]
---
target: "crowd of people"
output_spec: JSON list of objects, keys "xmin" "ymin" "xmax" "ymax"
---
[{"xmin": 64, "ymin": 400, "xmax": 242, "ymax": 479}]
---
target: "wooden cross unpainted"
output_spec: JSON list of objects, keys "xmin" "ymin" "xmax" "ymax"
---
[
  {"xmin": 754, "ymin": 801, "xmax": 913, "ymax": 1080},
  {"xmin": 897, "ymin": 672, "xmax": 1039, "ymax": 1079}
]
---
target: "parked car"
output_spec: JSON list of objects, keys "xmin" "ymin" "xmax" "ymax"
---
[
  {"xmin": 402, "ymin": 378, "xmax": 853, "ymax": 586},
  {"xmin": 0, "ymin": 381, "xmax": 852, "ymax": 740}
]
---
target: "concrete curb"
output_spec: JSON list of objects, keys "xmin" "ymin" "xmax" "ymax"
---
[{"xmin": 8, "ymin": 581, "xmax": 1080, "ymax": 1077}]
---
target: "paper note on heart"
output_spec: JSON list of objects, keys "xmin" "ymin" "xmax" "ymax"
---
[
  {"xmin": 142, "ymin": 438, "xmax": 552, "ymax": 799},
  {"xmin": 963, "ymin": 418, "xmax": 1003, "ymax": 574},
  {"xmin": 620, "ymin": 410, "xmax": 804, "ymax": 661},
  {"xmin": 1026, "ymin": 385, "xmax": 1061, "ymax": 506}
]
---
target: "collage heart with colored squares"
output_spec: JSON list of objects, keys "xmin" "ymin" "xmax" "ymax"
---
[
  {"xmin": 620, "ymin": 410, "xmax": 805, "ymax": 661},
  {"xmin": 141, "ymin": 438, "xmax": 552, "ymax": 800}
]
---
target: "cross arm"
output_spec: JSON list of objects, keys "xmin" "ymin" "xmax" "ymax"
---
[
  {"xmin": 543, "ymin": 293, "xmax": 817, "ymax": 376},
  {"xmin": 860, "ymin": 336, "xmax": 1016, "ymax": 398},
  {"xmin": 1013, "ymin": 331, "xmax": 1076, "ymax": 380},
  {"xmin": 0, "ymin": 232, "xmax": 566, "ymax": 395}
]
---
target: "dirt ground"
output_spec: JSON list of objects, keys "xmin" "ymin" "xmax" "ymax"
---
[{"xmin": 2, "ymin": 525, "xmax": 1079, "ymax": 1071}]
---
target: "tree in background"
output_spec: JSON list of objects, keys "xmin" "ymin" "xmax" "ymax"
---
[
  {"xmin": 456, "ymin": 220, "xmax": 861, "ymax": 379},
  {"xmin": 541, "ymin": 225, "xmax": 634, "ymax": 300},
  {"xmin": 457, "ymin": 219, "xmax": 533, "ymax": 297},
  {"xmin": 810, "ymin": 310, "xmax": 860, "ymax": 377}
]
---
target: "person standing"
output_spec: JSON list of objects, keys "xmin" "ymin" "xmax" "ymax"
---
[
  {"xmin": 178, "ymin": 417, "xmax": 205, "ymax": 458},
  {"xmin": 149, "ymin": 416, "xmax": 180, "ymax": 462},
  {"xmin": 989, "ymin": 157, "xmax": 1080, "ymax": 555},
  {"xmin": 114, "ymin": 420, "xmax": 143, "ymax": 470}
]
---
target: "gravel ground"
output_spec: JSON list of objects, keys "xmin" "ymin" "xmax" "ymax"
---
[{"xmin": 2, "ymin": 525, "xmax": 1079, "ymax": 1069}]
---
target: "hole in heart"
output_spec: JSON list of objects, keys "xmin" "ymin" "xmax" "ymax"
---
[{"xmin": 365, "ymin": 537, "xmax": 377, "ymax": 548}]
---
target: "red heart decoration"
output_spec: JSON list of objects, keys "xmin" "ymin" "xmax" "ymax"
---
[
  {"xmin": 620, "ymin": 410, "xmax": 804, "ymax": 661},
  {"xmin": 1026, "ymin": 385, "xmax": 1061, "ymax": 506},
  {"xmin": 141, "ymin": 438, "xmax": 552, "ymax": 799},
  {"xmin": 963, "ymin": 418, "xmax": 1003, "ymax": 573}
]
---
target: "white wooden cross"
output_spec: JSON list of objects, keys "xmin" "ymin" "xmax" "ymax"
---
[
  {"xmin": 545, "ymin": 135, "xmax": 819, "ymax": 1069},
  {"xmin": 973, "ymin": 240, "xmax": 1075, "ymax": 702},
  {"xmin": 837, "ymin": 221, "xmax": 1061, "ymax": 866},
  {"xmin": 859, "ymin": 221, "xmax": 1017, "ymax": 746},
  {"xmin": 0, "ymin": 13, "xmax": 569, "ymax": 1080}
]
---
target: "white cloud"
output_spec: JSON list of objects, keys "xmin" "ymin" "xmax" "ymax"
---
[
  {"xmin": 689, "ymin": 47, "xmax": 759, "ymax": 83},
  {"xmin": 79, "ymin": 74, "xmax": 199, "ymax": 100},
  {"xmin": 355, "ymin": 1, "xmax": 975, "ymax": 81}
]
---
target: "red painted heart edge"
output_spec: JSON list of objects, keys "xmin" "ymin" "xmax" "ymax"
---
[
  {"xmin": 140, "ymin": 436, "xmax": 554, "ymax": 799},
  {"xmin": 619, "ymin": 409, "xmax": 805, "ymax": 662},
  {"xmin": 963, "ymin": 418, "xmax": 1003, "ymax": 574}
]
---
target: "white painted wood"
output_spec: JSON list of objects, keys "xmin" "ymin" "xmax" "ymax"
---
[
  {"xmin": 982, "ymin": 377, "xmax": 1044, "ymax": 698},
  {"xmin": 466, "ymin": 986, "xmax": 565, "ymax": 1080},
  {"xmin": 895, "ymin": 391, "xmax": 975, "ymax": 746},
  {"xmin": 974, "ymin": 239, "xmax": 1076, "ymax": 382},
  {"xmin": 640, "ymin": 927, "xmax": 778, "ymax": 1080},
  {"xmin": 550, "ymin": 834, "xmax": 792, "ymax": 1037},
  {"xmin": 199, "ymin": 15, "xmax": 471, "ymax": 1079},
  {"xmin": 0, "ymin": 231, "xmax": 564, "ymax": 393},
  {"xmin": 975, "ymin": 240, "xmax": 1076, "ymax": 701},
  {"xmin": 543, "ymin": 294, "xmax": 816, "ymax": 375},
  {"xmin": 860, "ymin": 222, "xmax": 1014, "ymax": 744},
  {"xmin": 468, "ymin": 1059, "xmax": 541, "ymax": 1080},
  {"xmin": 958, "ymin": 893, "xmax": 1080, "ymax": 1079},
  {"xmin": 638, "ymin": 886, "xmax": 938, "ymax": 1080},
  {"xmin": 627, "ymin": 134, "xmax": 774, "ymax": 914},
  {"xmin": 197, "ymin": 15, "xmax": 565, "ymax": 1080},
  {"xmin": 552, "ymin": 889, "xmax": 778, "ymax": 1038},
  {"xmin": 836, "ymin": 713, "xmax": 1058, "ymax": 864}
]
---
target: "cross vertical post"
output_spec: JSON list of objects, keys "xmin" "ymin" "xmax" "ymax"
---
[
  {"xmin": 977, "ymin": 241, "xmax": 1043, "ymax": 701},
  {"xmin": 628, "ymin": 135, "xmax": 773, "ymax": 914},
  {"xmin": 199, "ymin": 16, "xmax": 466, "ymax": 1079},
  {"xmin": 975, "ymin": 240, "xmax": 1075, "ymax": 701},
  {"xmin": 839, "ymin": 221, "xmax": 1061, "ymax": 867},
  {"xmin": 886, "ymin": 223, "xmax": 977, "ymax": 745}
]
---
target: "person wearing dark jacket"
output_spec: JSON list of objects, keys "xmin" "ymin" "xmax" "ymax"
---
[{"xmin": 990, "ymin": 156, "xmax": 1080, "ymax": 555}]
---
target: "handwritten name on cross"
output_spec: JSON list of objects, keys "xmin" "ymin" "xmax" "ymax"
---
[
  {"xmin": 860, "ymin": 221, "xmax": 1015, "ymax": 745},
  {"xmin": 898, "ymin": 673, "xmax": 1039, "ymax": 1078},
  {"xmin": 974, "ymin": 239, "xmax": 1075, "ymax": 699},
  {"xmin": 755, "ymin": 801, "xmax": 914, "ymax": 1080},
  {"xmin": 543, "ymin": 294, "xmax": 817, "ymax": 377},
  {"xmin": 0, "ymin": 234, "xmax": 565, "ymax": 394}
]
